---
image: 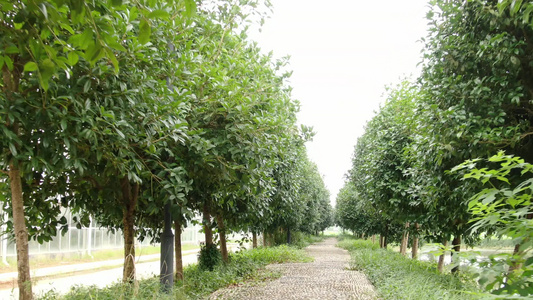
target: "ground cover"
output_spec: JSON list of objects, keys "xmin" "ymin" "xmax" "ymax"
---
[
  {"xmin": 36, "ymin": 244, "xmax": 312, "ymax": 300},
  {"xmin": 337, "ymin": 237, "xmax": 481, "ymax": 300}
]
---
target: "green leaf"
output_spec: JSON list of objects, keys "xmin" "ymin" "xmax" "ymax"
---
[
  {"xmin": 148, "ymin": 9, "xmax": 169, "ymax": 19},
  {"xmin": 59, "ymin": 23, "xmax": 75, "ymax": 34},
  {"xmin": 39, "ymin": 58, "xmax": 55, "ymax": 79},
  {"xmin": 106, "ymin": 39, "xmax": 126, "ymax": 52},
  {"xmin": 8, "ymin": 143, "xmax": 17, "ymax": 156},
  {"xmin": 511, "ymin": 0, "xmax": 523, "ymax": 16},
  {"xmin": 83, "ymin": 80, "xmax": 91, "ymax": 93},
  {"xmin": 67, "ymin": 52, "xmax": 79, "ymax": 66},
  {"xmin": 111, "ymin": 0, "xmax": 123, "ymax": 6},
  {"xmin": 80, "ymin": 29, "xmax": 94, "ymax": 49},
  {"xmin": 23, "ymin": 61, "xmax": 38, "ymax": 72},
  {"xmin": 105, "ymin": 48, "xmax": 119, "ymax": 74},
  {"xmin": 116, "ymin": 128, "xmax": 125, "ymax": 139},
  {"xmin": 138, "ymin": 19, "xmax": 151, "ymax": 45},
  {"xmin": 4, "ymin": 55, "xmax": 13, "ymax": 71},
  {"xmin": 184, "ymin": 0, "xmax": 197, "ymax": 18},
  {"xmin": 5, "ymin": 46, "xmax": 19, "ymax": 54}
]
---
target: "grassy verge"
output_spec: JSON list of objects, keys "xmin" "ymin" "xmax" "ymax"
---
[
  {"xmin": 0, "ymin": 244, "xmax": 199, "ymax": 274},
  {"xmin": 38, "ymin": 245, "xmax": 312, "ymax": 300},
  {"xmin": 337, "ymin": 237, "xmax": 481, "ymax": 300}
]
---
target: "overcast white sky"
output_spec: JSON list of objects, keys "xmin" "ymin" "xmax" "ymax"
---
[{"xmin": 250, "ymin": 0, "xmax": 430, "ymax": 204}]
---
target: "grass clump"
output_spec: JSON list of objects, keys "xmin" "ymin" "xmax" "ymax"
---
[
  {"xmin": 38, "ymin": 245, "xmax": 311, "ymax": 300},
  {"xmin": 338, "ymin": 238, "xmax": 480, "ymax": 300}
]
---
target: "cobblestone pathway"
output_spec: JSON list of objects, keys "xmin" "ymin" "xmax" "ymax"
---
[{"xmin": 209, "ymin": 238, "xmax": 377, "ymax": 300}]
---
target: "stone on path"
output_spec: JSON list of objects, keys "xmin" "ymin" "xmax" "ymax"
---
[{"xmin": 209, "ymin": 238, "xmax": 377, "ymax": 300}]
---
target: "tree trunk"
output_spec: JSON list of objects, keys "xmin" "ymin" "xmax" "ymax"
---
[
  {"xmin": 216, "ymin": 215, "xmax": 228, "ymax": 263},
  {"xmin": 9, "ymin": 163, "xmax": 33, "ymax": 300},
  {"xmin": 451, "ymin": 236, "xmax": 461, "ymax": 274},
  {"xmin": 174, "ymin": 219, "xmax": 183, "ymax": 281},
  {"xmin": 379, "ymin": 235, "xmax": 384, "ymax": 248},
  {"xmin": 371, "ymin": 235, "xmax": 375, "ymax": 244},
  {"xmin": 252, "ymin": 232, "xmax": 257, "ymax": 248},
  {"xmin": 202, "ymin": 204, "xmax": 213, "ymax": 247},
  {"xmin": 263, "ymin": 231, "xmax": 267, "ymax": 247},
  {"xmin": 437, "ymin": 239, "xmax": 448, "ymax": 273},
  {"xmin": 4, "ymin": 66, "xmax": 32, "ymax": 299},
  {"xmin": 400, "ymin": 222, "xmax": 410, "ymax": 255},
  {"xmin": 287, "ymin": 227, "xmax": 291, "ymax": 244},
  {"xmin": 412, "ymin": 223, "xmax": 420, "ymax": 260},
  {"xmin": 121, "ymin": 178, "xmax": 139, "ymax": 283}
]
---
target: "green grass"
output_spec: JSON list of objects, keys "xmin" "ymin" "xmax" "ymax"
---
[
  {"xmin": 0, "ymin": 244, "xmax": 199, "ymax": 274},
  {"xmin": 338, "ymin": 238, "xmax": 481, "ymax": 300},
  {"xmin": 38, "ymin": 245, "xmax": 312, "ymax": 300}
]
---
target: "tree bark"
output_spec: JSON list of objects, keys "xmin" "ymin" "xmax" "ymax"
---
[
  {"xmin": 400, "ymin": 222, "xmax": 410, "ymax": 255},
  {"xmin": 287, "ymin": 227, "xmax": 291, "ymax": 244},
  {"xmin": 174, "ymin": 219, "xmax": 183, "ymax": 281},
  {"xmin": 379, "ymin": 235, "xmax": 384, "ymax": 248},
  {"xmin": 252, "ymin": 232, "xmax": 257, "ymax": 248},
  {"xmin": 216, "ymin": 215, "xmax": 228, "ymax": 263},
  {"xmin": 451, "ymin": 236, "xmax": 461, "ymax": 273},
  {"xmin": 9, "ymin": 163, "xmax": 33, "ymax": 300},
  {"xmin": 202, "ymin": 204, "xmax": 213, "ymax": 247},
  {"xmin": 437, "ymin": 240, "xmax": 448, "ymax": 273},
  {"xmin": 263, "ymin": 231, "xmax": 268, "ymax": 247},
  {"xmin": 412, "ymin": 223, "xmax": 420, "ymax": 260},
  {"xmin": 121, "ymin": 178, "xmax": 138, "ymax": 283},
  {"xmin": 4, "ymin": 66, "xmax": 32, "ymax": 300}
]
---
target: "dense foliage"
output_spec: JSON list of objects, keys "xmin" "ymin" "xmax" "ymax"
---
[
  {"xmin": 0, "ymin": 0, "xmax": 332, "ymax": 298},
  {"xmin": 336, "ymin": 0, "xmax": 533, "ymax": 298}
]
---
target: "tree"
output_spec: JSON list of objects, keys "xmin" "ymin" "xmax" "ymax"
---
[{"xmin": 0, "ymin": 1, "xmax": 146, "ymax": 297}]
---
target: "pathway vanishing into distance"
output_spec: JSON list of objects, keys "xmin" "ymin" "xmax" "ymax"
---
[{"xmin": 210, "ymin": 238, "xmax": 377, "ymax": 300}]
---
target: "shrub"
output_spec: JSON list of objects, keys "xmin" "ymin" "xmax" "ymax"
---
[{"xmin": 197, "ymin": 243, "xmax": 222, "ymax": 271}]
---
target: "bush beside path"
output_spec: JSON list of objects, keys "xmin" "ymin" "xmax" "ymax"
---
[{"xmin": 209, "ymin": 238, "xmax": 376, "ymax": 300}]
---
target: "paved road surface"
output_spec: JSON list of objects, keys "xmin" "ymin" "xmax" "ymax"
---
[{"xmin": 209, "ymin": 238, "xmax": 377, "ymax": 300}]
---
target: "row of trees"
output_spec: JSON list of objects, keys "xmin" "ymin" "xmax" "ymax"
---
[
  {"xmin": 0, "ymin": 1, "xmax": 332, "ymax": 299},
  {"xmin": 336, "ymin": 0, "xmax": 532, "ymax": 296}
]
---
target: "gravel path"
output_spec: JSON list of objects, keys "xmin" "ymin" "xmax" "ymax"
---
[{"xmin": 209, "ymin": 238, "xmax": 377, "ymax": 300}]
